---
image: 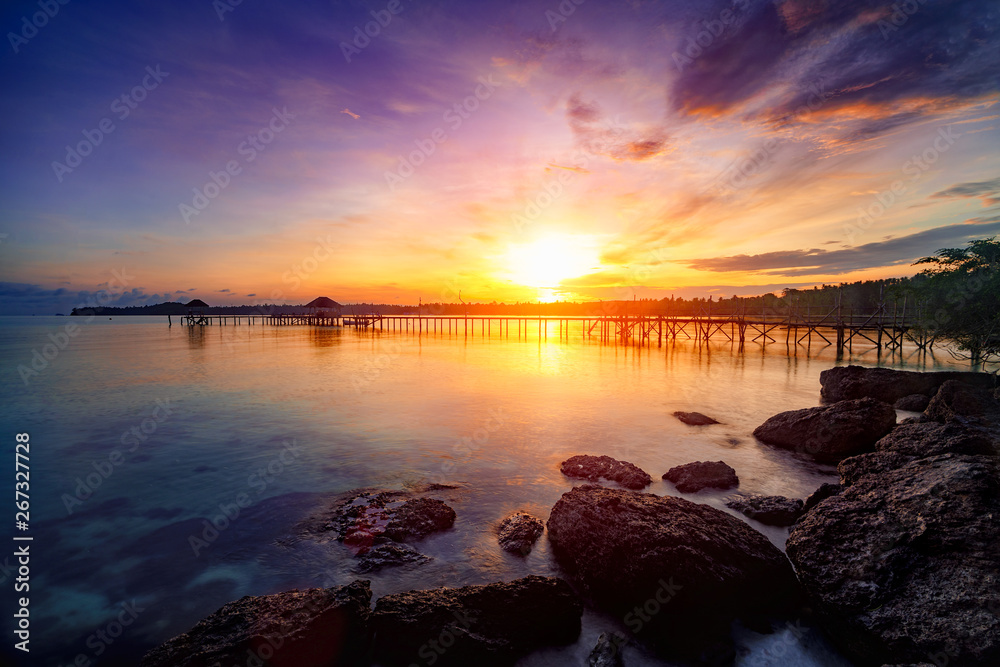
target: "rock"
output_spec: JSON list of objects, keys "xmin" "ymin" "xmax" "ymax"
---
[
  {"xmin": 802, "ymin": 482, "xmax": 842, "ymax": 513},
  {"xmin": 320, "ymin": 490, "xmax": 456, "ymax": 549},
  {"xmin": 924, "ymin": 380, "xmax": 1000, "ymax": 426},
  {"xmin": 819, "ymin": 365, "xmax": 994, "ymax": 403},
  {"xmin": 384, "ymin": 498, "xmax": 456, "ymax": 541},
  {"xmin": 371, "ymin": 575, "xmax": 581, "ymax": 666},
  {"xmin": 356, "ymin": 543, "xmax": 430, "ymax": 573},
  {"xmin": 786, "ymin": 453, "xmax": 1000, "ymax": 665},
  {"xmin": 547, "ymin": 485, "xmax": 797, "ymax": 662},
  {"xmin": 673, "ymin": 411, "xmax": 720, "ymax": 426},
  {"xmin": 300, "ymin": 488, "xmax": 457, "ymax": 571},
  {"xmin": 497, "ymin": 512, "xmax": 545, "ymax": 555},
  {"xmin": 838, "ymin": 421, "xmax": 1000, "ymax": 487},
  {"xmin": 894, "ymin": 394, "xmax": 931, "ymax": 411},
  {"xmin": 725, "ymin": 492, "xmax": 804, "ymax": 526},
  {"xmin": 141, "ymin": 580, "xmax": 372, "ymax": 667},
  {"xmin": 589, "ymin": 632, "xmax": 626, "ymax": 667},
  {"xmin": 662, "ymin": 460, "xmax": 739, "ymax": 492},
  {"xmin": 559, "ymin": 454, "xmax": 651, "ymax": 490},
  {"xmin": 753, "ymin": 397, "xmax": 897, "ymax": 462},
  {"xmin": 875, "ymin": 421, "xmax": 997, "ymax": 459},
  {"xmin": 838, "ymin": 451, "xmax": 913, "ymax": 487},
  {"xmin": 899, "ymin": 415, "xmax": 926, "ymax": 425}
]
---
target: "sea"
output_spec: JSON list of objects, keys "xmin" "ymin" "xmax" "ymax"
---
[{"xmin": 0, "ymin": 315, "xmax": 969, "ymax": 666}]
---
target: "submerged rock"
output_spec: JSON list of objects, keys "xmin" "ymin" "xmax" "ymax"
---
[
  {"xmin": 753, "ymin": 397, "xmax": 897, "ymax": 462},
  {"xmin": 725, "ymin": 492, "xmax": 804, "ymax": 526},
  {"xmin": 787, "ymin": 451, "xmax": 1000, "ymax": 665},
  {"xmin": 301, "ymin": 486, "xmax": 459, "ymax": 572},
  {"xmin": 819, "ymin": 365, "xmax": 994, "ymax": 403},
  {"xmin": 673, "ymin": 411, "xmax": 720, "ymax": 426},
  {"xmin": 371, "ymin": 575, "xmax": 581, "ymax": 666},
  {"xmin": 384, "ymin": 498, "xmax": 456, "ymax": 542},
  {"xmin": 547, "ymin": 485, "xmax": 797, "ymax": 662},
  {"xmin": 662, "ymin": 460, "xmax": 739, "ymax": 492},
  {"xmin": 894, "ymin": 393, "xmax": 931, "ymax": 412},
  {"xmin": 589, "ymin": 632, "xmax": 626, "ymax": 667},
  {"xmin": 559, "ymin": 454, "xmax": 651, "ymax": 490},
  {"xmin": 497, "ymin": 512, "xmax": 545, "ymax": 555},
  {"xmin": 356, "ymin": 543, "xmax": 430, "ymax": 573},
  {"xmin": 141, "ymin": 580, "xmax": 372, "ymax": 667}
]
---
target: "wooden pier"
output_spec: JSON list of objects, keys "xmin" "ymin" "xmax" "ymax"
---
[{"xmin": 173, "ymin": 302, "xmax": 925, "ymax": 354}]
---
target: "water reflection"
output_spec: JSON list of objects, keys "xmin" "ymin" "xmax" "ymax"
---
[{"xmin": 309, "ymin": 327, "xmax": 342, "ymax": 348}]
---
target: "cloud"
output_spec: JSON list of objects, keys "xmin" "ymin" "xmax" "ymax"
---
[
  {"xmin": 0, "ymin": 283, "xmax": 181, "ymax": 315},
  {"xmin": 671, "ymin": 0, "xmax": 1000, "ymax": 142},
  {"xmin": 546, "ymin": 163, "xmax": 590, "ymax": 174},
  {"xmin": 930, "ymin": 176, "xmax": 1000, "ymax": 206},
  {"xmin": 340, "ymin": 108, "xmax": 360, "ymax": 120},
  {"xmin": 682, "ymin": 220, "xmax": 1000, "ymax": 276},
  {"xmin": 565, "ymin": 93, "xmax": 669, "ymax": 161}
]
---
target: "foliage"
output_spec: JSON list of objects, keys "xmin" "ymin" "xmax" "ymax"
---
[{"xmin": 906, "ymin": 237, "xmax": 1000, "ymax": 365}]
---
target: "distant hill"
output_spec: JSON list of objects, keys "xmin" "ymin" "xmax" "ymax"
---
[{"xmin": 70, "ymin": 278, "xmax": 921, "ymax": 318}]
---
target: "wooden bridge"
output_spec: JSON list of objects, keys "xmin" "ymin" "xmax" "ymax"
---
[{"xmin": 172, "ymin": 302, "xmax": 927, "ymax": 354}]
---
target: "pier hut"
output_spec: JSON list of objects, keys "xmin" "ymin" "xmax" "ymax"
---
[
  {"xmin": 185, "ymin": 299, "xmax": 210, "ymax": 325},
  {"xmin": 305, "ymin": 296, "xmax": 342, "ymax": 326}
]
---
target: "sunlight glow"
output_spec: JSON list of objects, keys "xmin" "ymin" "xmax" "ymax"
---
[{"xmin": 504, "ymin": 235, "xmax": 602, "ymax": 292}]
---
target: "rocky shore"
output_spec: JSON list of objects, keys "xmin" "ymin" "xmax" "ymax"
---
[{"xmin": 142, "ymin": 365, "xmax": 999, "ymax": 666}]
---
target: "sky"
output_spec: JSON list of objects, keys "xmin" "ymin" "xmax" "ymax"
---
[{"xmin": 0, "ymin": 0, "xmax": 998, "ymax": 314}]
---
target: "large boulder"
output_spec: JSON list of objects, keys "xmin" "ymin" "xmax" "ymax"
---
[
  {"xmin": 753, "ymin": 397, "xmax": 897, "ymax": 462},
  {"xmin": 725, "ymin": 492, "xmax": 804, "ymax": 527},
  {"xmin": 546, "ymin": 485, "xmax": 797, "ymax": 662},
  {"xmin": 141, "ymin": 581, "xmax": 372, "ymax": 667},
  {"xmin": 819, "ymin": 365, "xmax": 994, "ymax": 403},
  {"xmin": 786, "ymin": 453, "xmax": 1000, "ymax": 665},
  {"xmin": 802, "ymin": 482, "xmax": 842, "ymax": 513},
  {"xmin": 559, "ymin": 454, "xmax": 651, "ymax": 489},
  {"xmin": 894, "ymin": 393, "xmax": 931, "ymax": 412},
  {"xmin": 371, "ymin": 575, "xmax": 581, "ymax": 666},
  {"xmin": 662, "ymin": 460, "xmax": 739, "ymax": 492},
  {"xmin": 924, "ymin": 380, "xmax": 1000, "ymax": 426},
  {"xmin": 497, "ymin": 512, "xmax": 545, "ymax": 555}
]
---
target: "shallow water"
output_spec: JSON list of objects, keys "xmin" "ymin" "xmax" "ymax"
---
[{"xmin": 0, "ymin": 316, "xmax": 964, "ymax": 665}]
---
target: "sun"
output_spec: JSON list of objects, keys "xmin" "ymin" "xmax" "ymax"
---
[{"xmin": 504, "ymin": 234, "xmax": 602, "ymax": 295}]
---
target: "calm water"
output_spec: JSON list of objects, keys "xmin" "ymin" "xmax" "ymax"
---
[{"xmin": 0, "ymin": 316, "xmax": 966, "ymax": 666}]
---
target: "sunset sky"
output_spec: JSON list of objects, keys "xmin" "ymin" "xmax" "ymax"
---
[{"xmin": 1, "ymin": 0, "xmax": 998, "ymax": 313}]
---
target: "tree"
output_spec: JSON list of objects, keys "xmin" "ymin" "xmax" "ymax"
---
[{"xmin": 909, "ymin": 237, "xmax": 1000, "ymax": 366}]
